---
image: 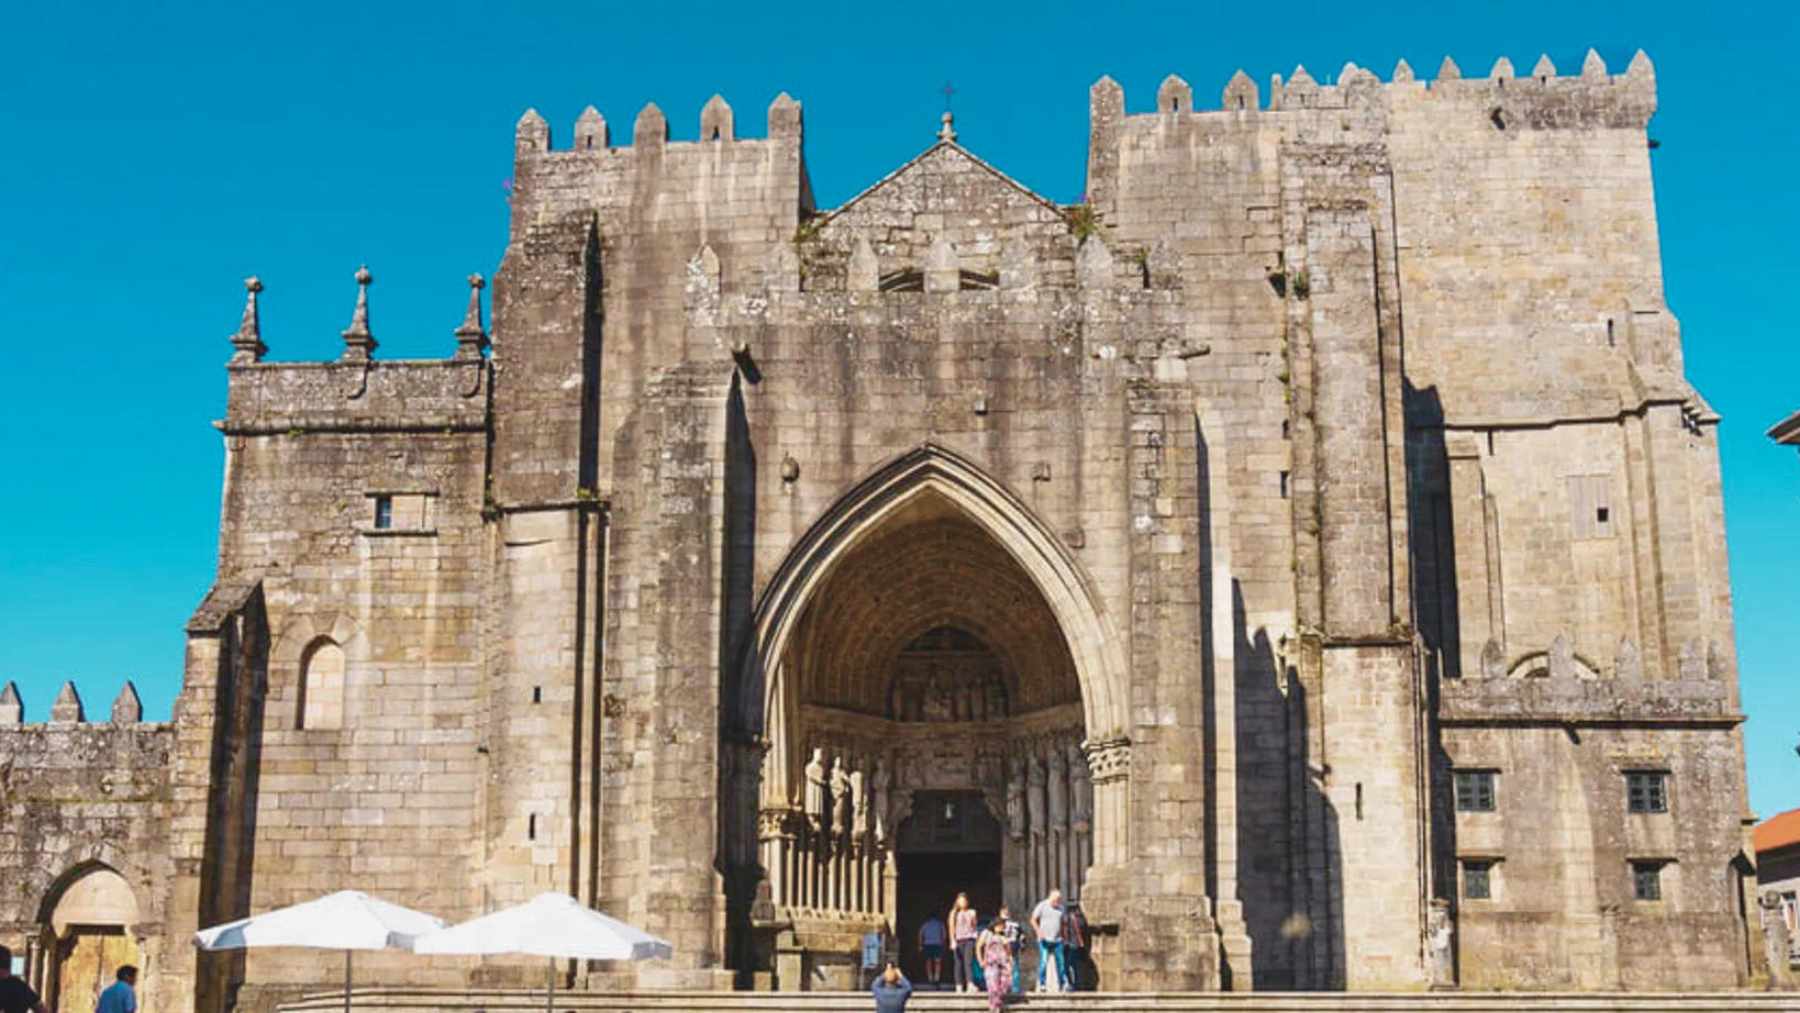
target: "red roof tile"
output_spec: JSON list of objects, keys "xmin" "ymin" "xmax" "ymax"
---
[{"xmin": 1755, "ymin": 807, "xmax": 1800, "ymax": 854}]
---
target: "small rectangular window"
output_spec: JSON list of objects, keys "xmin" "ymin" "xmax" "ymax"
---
[
  {"xmin": 373, "ymin": 495, "xmax": 393, "ymax": 530},
  {"xmin": 1631, "ymin": 861, "xmax": 1663, "ymax": 901},
  {"xmin": 1567, "ymin": 475, "xmax": 1615, "ymax": 540},
  {"xmin": 1626, "ymin": 771, "xmax": 1668, "ymax": 813},
  {"xmin": 1462, "ymin": 859, "xmax": 1495, "ymax": 900},
  {"xmin": 1454, "ymin": 770, "xmax": 1497, "ymax": 812}
]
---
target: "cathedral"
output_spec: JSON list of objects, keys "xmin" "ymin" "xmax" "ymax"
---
[{"xmin": 0, "ymin": 50, "xmax": 1762, "ymax": 1013}]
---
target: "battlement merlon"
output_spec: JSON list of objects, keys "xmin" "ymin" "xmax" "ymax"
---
[
  {"xmin": 1091, "ymin": 48, "xmax": 1655, "ymax": 127},
  {"xmin": 0, "ymin": 677, "xmax": 167, "ymax": 729},
  {"xmin": 506, "ymin": 93, "xmax": 810, "ymax": 245}
]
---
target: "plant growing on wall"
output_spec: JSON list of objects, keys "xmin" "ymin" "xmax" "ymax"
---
[{"xmin": 1064, "ymin": 200, "xmax": 1102, "ymax": 241}]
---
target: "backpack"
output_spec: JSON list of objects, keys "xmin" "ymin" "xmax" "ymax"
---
[{"xmin": 1061, "ymin": 906, "xmax": 1088, "ymax": 948}]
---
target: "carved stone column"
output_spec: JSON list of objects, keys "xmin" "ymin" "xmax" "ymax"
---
[{"xmin": 1080, "ymin": 737, "xmax": 1130, "ymax": 918}]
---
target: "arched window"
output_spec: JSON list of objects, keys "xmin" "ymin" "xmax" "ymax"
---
[{"xmin": 297, "ymin": 638, "xmax": 345, "ymax": 730}]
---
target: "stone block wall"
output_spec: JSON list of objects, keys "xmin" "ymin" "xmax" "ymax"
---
[
  {"xmin": 0, "ymin": 46, "xmax": 1759, "ymax": 1005},
  {"xmin": 0, "ymin": 686, "xmax": 176, "ymax": 1013},
  {"xmin": 1439, "ymin": 677, "xmax": 1748, "ymax": 987},
  {"xmin": 207, "ymin": 351, "xmax": 493, "ymax": 1010}
]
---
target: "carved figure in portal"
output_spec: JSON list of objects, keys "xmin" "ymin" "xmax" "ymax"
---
[
  {"xmin": 886, "ymin": 627, "xmax": 1012, "ymax": 722},
  {"xmin": 1005, "ymin": 754, "xmax": 1026, "ymax": 839},
  {"xmin": 1026, "ymin": 749, "xmax": 1047, "ymax": 838},
  {"xmin": 805, "ymin": 747, "xmax": 828, "ymax": 829},
  {"xmin": 1048, "ymin": 744, "xmax": 1069, "ymax": 835},
  {"xmin": 851, "ymin": 768, "xmax": 869, "ymax": 840},
  {"xmin": 923, "ymin": 671, "xmax": 955, "ymax": 722},
  {"xmin": 871, "ymin": 756, "xmax": 892, "ymax": 844},
  {"xmin": 831, "ymin": 756, "xmax": 852, "ymax": 837},
  {"xmin": 1069, "ymin": 742, "xmax": 1093, "ymax": 834}
]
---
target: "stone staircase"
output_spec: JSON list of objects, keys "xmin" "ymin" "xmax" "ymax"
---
[{"xmin": 280, "ymin": 988, "xmax": 1800, "ymax": 1013}]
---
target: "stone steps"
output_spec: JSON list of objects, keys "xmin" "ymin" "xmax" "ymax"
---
[{"xmin": 280, "ymin": 988, "xmax": 1800, "ymax": 1013}]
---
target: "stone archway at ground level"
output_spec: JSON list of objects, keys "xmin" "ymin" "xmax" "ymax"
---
[
  {"xmin": 31, "ymin": 865, "xmax": 142, "ymax": 1013},
  {"xmin": 727, "ymin": 445, "xmax": 1131, "ymax": 991}
]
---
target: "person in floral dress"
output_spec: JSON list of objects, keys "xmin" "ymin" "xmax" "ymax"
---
[{"xmin": 977, "ymin": 911, "xmax": 1015, "ymax": 1012}]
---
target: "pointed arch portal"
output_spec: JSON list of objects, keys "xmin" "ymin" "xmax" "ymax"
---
[{"xmin": 732, "ymin": 445, "xmax": 1130, "ymax": 986}]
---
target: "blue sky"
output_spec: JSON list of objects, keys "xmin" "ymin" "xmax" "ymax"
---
[{"xmin": 1, "ymin": 1, "xmax": 1794, "ymax": 815}]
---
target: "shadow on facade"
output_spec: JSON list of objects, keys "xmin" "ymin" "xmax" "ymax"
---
[
  {"xmin": 1195, "ymin": 416, "xmax": 1343, "ymax": 990},
  {"xmin": 718, "ymin": 370, "xmax": 761, "ymax": 988},
  {"xmin": 198, "ymin": 587, "xmax": 269, "ymax": 1013},
  {"xmin": 1402, "ymin": 380, "xmax": 1459, "ymax": 945},
  {"xmin": 1232, "ymin": 583, "xmax": 1344, "ymax": 989}
]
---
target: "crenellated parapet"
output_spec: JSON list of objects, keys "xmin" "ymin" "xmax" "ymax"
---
[
  {"xmin": 0, "ymin": 679, "xmax": 175, "ymax": 805},
  {"xmin": 1099, "ymin": 48, "xmax": 1655, "ymax": 128},
  {"xmin": 219, "ymin": 269, "xmax": 490, "ymax": 434},
  {"xmin": 504, "ymin": 92, "xmax": 808, "ymax": 243},
  {"xmin": 0, "ymin": 679, "xmax": 161, "ymax": 728}
]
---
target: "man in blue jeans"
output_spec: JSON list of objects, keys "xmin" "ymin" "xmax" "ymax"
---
[{"xmin": 1030, "ymin": 888, "xmax": 1067, "ymax": 992}]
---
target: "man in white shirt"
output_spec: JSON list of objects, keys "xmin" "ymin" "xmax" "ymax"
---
[{"xmin": 1030, "ymin": 888, "xmax": 1067, "ymax": 993}]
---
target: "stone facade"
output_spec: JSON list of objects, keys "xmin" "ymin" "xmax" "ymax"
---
[
  {"xmin": 0, "ymin": 49, "xmax": 1761, "ymax": 1010},
  {"xmin": 1752, "ymin": 809, "xmax": 1800, "ymax": 987}
]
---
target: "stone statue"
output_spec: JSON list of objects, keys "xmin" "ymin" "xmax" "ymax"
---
[
  {"xmin": 851, "ymin": 768, "xmax": 869, "ymax": 840},
  {"xmin": 1048, "ymin": 744, "xmax": 1069, "ymax": 834},
  {"xmin": 1479, "ymin": 639, "xmax": 1504, "ymax": 680},
  {"xmin": 1678, "ymin": 638, "xmax": 1706, "ymax": 681},
  {"xmin": 831, "ymin": 756, "xmax": 852, "ymax": 837},
  {"xmin": 1005, "ymin": 754, "xmax": 1026, "ymax": 840},
  {"xmin": 1427, "ymin": 898, "xmax": 1455, "ymax": 987},
  {"xmin": 804, "ymin": 747, "xmax": 828, "ymax": 829},
  {"xmin": 871, "ymin": 757, "xmax": 892, "ymax": 844},
  {"xmin": 1547, "ymin": 633, "xmax": 1575, "ymax": 680},
  {"xmin": 1761, "ymin": 892, "xmax": 1795, "ymax": 987},
  {"xmin": 923, "ymin": 672, "xmax": 954, "ymax": 722},
  {"xmin": 1069, "ymin": 742, "xmax": 1093, "ymax": 833},
  {"xmin": 1027, "ymin": 749, "xmax": 1047, "ymax": 838}
]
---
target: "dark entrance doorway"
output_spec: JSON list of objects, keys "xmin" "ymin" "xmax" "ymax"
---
[{"xmin": 894, "ymin": 791, "xmax": 1003, "ymax": 987}]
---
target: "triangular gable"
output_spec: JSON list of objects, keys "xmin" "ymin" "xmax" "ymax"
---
[{"xmin": 822, "ymin": 140, "xmax": 1065, "ymax": 225}]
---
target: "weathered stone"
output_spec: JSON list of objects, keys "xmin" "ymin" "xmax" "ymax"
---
[{"xmin": 0, "ymin": 49, "xmax": 1755, "ymax": 1007}]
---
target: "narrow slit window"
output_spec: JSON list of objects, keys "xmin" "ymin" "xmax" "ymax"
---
[
  {"xmin": 528, "ymin": 813, "xmax": 537, "ymax": 841},
  {"xmin": 373, "ymin": 495, "xmax": 393, "ymax": 530},
  {"xmin": 1568, "ymin": 475, "xmax": 1615, "ymax": 539}
]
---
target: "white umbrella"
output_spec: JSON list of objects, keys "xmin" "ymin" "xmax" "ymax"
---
[
  {"xmin": 195, "ymin": 890, "xmax": 445, "ymax": 1013},
  {"xmin": 413, "ymin": 892, "xmax": 672, "ymax": 1013}
]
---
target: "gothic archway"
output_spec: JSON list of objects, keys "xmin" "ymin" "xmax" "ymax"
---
[{"xmin": 729, "ymin": 444, "xmax": 1130, "ymax": 988}]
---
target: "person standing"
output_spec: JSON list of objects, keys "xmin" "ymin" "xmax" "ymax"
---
[
  {"xmin": 916, "ymin": 913, "xmax": 948, "ymax": 986},
  {"xmin": 1061, "ymin": 903, "xmax": 1090, "ymax": 990},
  {"xmin": 871, "ymin": 963, "xmax": 912, "ymax": 1013},
  {"xmin": 975, "ymin": 916, "xmax": 1013, "ymax": 1013},
  {"xmin": 0, "ymin": 947, "xmax": 48, "ymax": 1013},
  {"xmin": 1030, "ymin": 887, "xmax": 1068, "ymax": 993},
  {"xmin": 997, "ymin": 906, "xmax": 1023, "ymax": 993},
  {"xmin": 948, "ymin": 892, "xmax": 979, "ymax": 993},
  {"xmin": 95, "ymin": 967, "xmax": 137, "ymax": 1013}
]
